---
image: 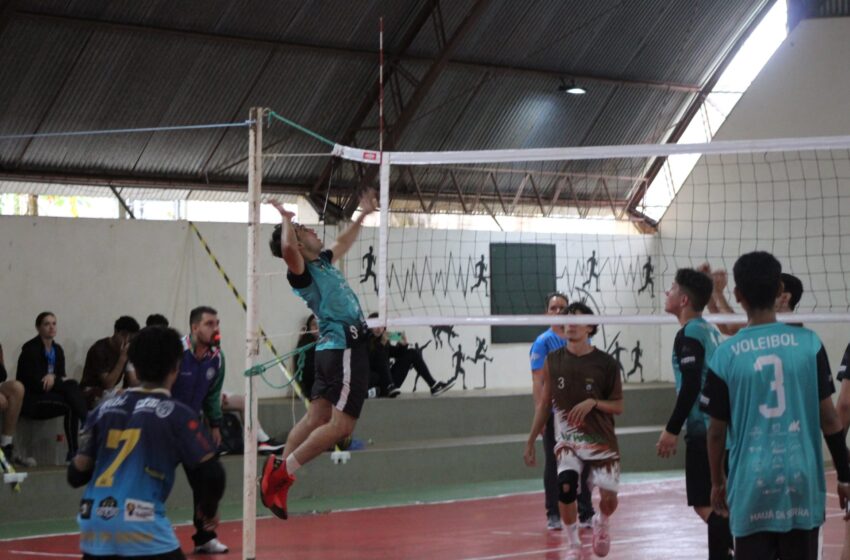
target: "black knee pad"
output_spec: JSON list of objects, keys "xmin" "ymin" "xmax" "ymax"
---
[{"xmin": 558, "ymin": 470, "xmax": 579, "ymax": 504}]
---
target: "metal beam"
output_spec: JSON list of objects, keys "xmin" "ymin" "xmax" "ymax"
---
[
  {"xmin": 626, "ymin": 0, "xmax": 778, "ymax": 225},
  {"xmin": 448, "ymin": 170, "xmax": 468, "ymax": 213},
  {"xmin": 18, "ymin": 11, "xmax": 701, "ymax": 94},
  {"xmin": 342, "ymin": 0, "xmax": 492, "ymax": 216}
]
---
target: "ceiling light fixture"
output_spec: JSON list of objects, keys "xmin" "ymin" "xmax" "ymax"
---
[{"xmin": 558, "ymin": 78, "xmax": 586, "ymax": 95}]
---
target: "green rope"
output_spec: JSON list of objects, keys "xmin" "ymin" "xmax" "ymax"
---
[
  {"xmin": 244, "ymin": 340, "xmax": 317, "ymax": 390},
  {"xmin": 267, "ymin": 111, "xmax": 336, "ymax": 148}
]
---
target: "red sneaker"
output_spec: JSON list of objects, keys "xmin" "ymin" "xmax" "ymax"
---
[
  {"xmin": 260, "ymin": 455, "xmax": 295, "ymax": 519},
  {"xmin": 270, "ymin": 471, "xmax": 296, "ymax": 520}
]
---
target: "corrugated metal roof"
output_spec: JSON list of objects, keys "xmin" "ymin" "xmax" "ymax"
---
[{"xmin": 0, "ymin": 0, "xmax": 777, "ymax": 218}]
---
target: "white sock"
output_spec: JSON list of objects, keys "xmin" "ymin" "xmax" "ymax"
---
[
  {"xmin": 565, "ymin": 522, "xmax": 580, "ymax": 547},
  {"xmin": 257, "ymin": 427, "xmax": 270, "ymax": 443},
  {"xmin": 0, "ymin": 435, "xmax": 12, "ymax": 447},
  {"xmin": 285, "ymin": 454, "xmax": 301, "ymax": 475}
]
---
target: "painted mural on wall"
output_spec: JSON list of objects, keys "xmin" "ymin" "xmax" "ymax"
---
[{"xmin": 350, "ymin": 231, "xmax": 660, "ymax": 386}]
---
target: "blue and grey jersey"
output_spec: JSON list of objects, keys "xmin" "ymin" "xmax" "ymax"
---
[
  {"xmin": 288, "ymin": 249, "xmax": 366, "ymax": 351},
  {"xmin": 701, "ymin": 322, "xmax": 834, "ymax": 538},
  {"xmin": 667, "ymin": 317, "xmax": 721, "ymax": 438},
  {"xmin": 77, "ymin": 389, "xmax": 214, "ymax": 556}
]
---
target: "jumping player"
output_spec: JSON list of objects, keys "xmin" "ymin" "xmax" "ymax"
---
[{"xmin": 262, "ymin": 191, "xmax": 376, "ymax": 520}]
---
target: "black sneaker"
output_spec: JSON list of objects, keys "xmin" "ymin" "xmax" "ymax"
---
[
  {"xmin": 258, "ymin": 438, "xmax": 285, "ymax": 455},
  {"xmin": 386, "ymin": 385, "xmax": 401, "ymax": 398},
  {"xmin": 1, "ymin": 444, "xmax": 36, "ymax": 468},
  {"xmin": 430, "ymin": 380, "xmax": 455, "ymax": 396}
]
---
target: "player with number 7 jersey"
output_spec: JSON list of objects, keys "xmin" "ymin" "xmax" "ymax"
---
[{"xmin": 68, "ymin": 327, "xmax": 224, "ymax": 560}]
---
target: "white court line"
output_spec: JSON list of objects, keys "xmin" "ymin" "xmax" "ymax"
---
[{"xmin": 460, "ymin": 536, "xmax": 654, "ymax": 560}]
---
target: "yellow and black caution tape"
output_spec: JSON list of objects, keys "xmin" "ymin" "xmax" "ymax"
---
[{"xmin": 188, "ymin": 221, "xmax": 306, "ymax": 402}]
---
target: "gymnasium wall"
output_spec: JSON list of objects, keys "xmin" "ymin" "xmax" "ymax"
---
[
  {"xmin": 0, "ymin": 215, "xmax": 662, "ymax": 396},
  {"xmin": 658, "ymin": 17, "xmax": 850, "ymax": 371}
]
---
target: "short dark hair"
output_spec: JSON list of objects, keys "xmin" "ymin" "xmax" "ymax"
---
[
  {"xmin": 114, "ymin": 316, "xmax": 140, "ymax": 334},
  {"xmin": 733, "ymin": 251, "xmax": 782, "ymax": 311},
  {"xmin": 564, "ymin": 301, "xmax": 598, "ymax": 337},
  {"xmin": 145, "ymin": 314, "xmax": 169, "ymax": 328},
  {"xmin": 367, "ymin": 312, "xmax": 379, "ymax": 319},
  {"xmin": 128, "ymin": 327, "xmax": 184, "ymax": 384},
  {"xmin": 674, "ymin": 268, "xmax": 713, "ymax": 312},
  {"xmin": 190, "ymin": 306, "xmax": 218, "ymax": 326},
  {"xmin": 780, "ymin": 273, "xmax": 803, "ymax": 310},
  {"xmin": 545, "ymin": 291, "xmax": 569, "ymax": 309},
  {"xmin": 269, "ymin": 224, "xmax": 283, "ymax": 258},
  {"xmin": 35, "ymin": 311, "xmax": 55, "ymax": 328}
]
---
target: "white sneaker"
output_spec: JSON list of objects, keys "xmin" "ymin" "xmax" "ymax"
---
[
  {"xmin": 564, "ymin": 544, "xmax": 582, "ymax": 560},
  {"xmin": 591, "ymin": 514, "xmax": 610, "ymax": 557},
  {"xmin": 194, "ymin": 538, "xmax": 229, "ymax": 554}
]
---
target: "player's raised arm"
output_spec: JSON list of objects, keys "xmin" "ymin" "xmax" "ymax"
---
[
  {"xmin": 329, "ymin": 189, "xmax": 377, "ymax": 264},
  {"xmin": 269, "ymin": 200, "xmax": 305, "ymax": 275}
]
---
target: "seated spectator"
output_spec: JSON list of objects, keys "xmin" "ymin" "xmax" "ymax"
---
[
  {"xmin": 16, "ymin": 311, "xmax": 88, "ymax": 461},
  {"xmin": 0, "ymin": 342, "xmax": 35, "ymax": 467},
  {"xmin": 367, "ymin": 313, "xmax": 453, "ymax": 397},
  {"xmin": 293, "ymin": 314, "xmax": 318, "ymax": 398},
  {"xmin": 145, "ymin": 313, "xmax": 170, "ymax": 328},
  {"xmin": 220, "ymin": 392, "xmax": 285, "ymax": 454},
  {"xmin": 80, "ymin": 316, "xmax": 141, "ymax": 409}
]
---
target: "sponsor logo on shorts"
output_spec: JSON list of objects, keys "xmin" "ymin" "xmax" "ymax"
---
[
  {"xmin": 97, "ymin": 497, "xmax": 119, "ymax": 520},
  {"xmin": 125, "ymin": 498, "xmax": 155, "ymax": 522},
  {"xmin": 79, "ymin": 499, "xmax": 93, "ymax": 520},
  {"xmin": 681, "ymin": 356, "xmax": 696, "ymax": 364}
]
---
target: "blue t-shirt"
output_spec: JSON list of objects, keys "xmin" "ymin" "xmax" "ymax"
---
[
  {"xmin": 288, "ymin": 250, "xmax": 366, "ymax": 351},
  {"xmin": 530, "ymin": 328, "xmax": 566, "ymax": 371},
  {"xmin": 77, "ymin": 389, "xmax": 214, "ymax": 556},
  {"xmin": 670, "ymin": 317, "xmax": 721, "ymax": 438},
  {"xmin": 702, "ymin": 323, "xmax": 834, "ymax": 537}
]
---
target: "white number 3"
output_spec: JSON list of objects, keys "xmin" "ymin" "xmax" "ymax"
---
[{"xmin": 756, "ymin": 354, "xmax": 786, "ymax": 419}]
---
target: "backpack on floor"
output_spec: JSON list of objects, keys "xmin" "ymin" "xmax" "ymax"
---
[{"xmin": 219, "ymin": 412, "xmax": 244, "ymax": 455}]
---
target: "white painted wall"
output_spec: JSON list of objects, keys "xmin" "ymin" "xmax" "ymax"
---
[
  {"xmin": 658, "ymin": 17, "xmax": 850, "ymax": 372},
  {"xmin": 0, "ymin": 215, "xmax": 660, "ymax": 396}
]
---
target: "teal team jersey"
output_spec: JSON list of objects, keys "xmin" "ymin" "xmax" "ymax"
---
[
  {"xmin": 289, "ymin": 250, "xmax": 366, "ymax": 351},
  {"xmin": 671, "ymin": 317, "xmax": 721, "ymax": 438},
  {"xmin": 703, "ymin": 323, "xmax": 834, "ymax": 537}
]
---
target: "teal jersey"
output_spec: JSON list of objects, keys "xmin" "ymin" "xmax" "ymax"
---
[
  {"xmin": 669, "ymin": 317, "xmax": 722, "ymax": 438},
  {"xmin": 288, "ymin": 250, "xmax": 366, "ymax": 351},
  {"xmin": 703, "ymin": 323, "xmax": 834, "ymax": 537}
]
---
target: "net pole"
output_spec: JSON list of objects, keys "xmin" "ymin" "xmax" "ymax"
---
[
  {"xmin": 242, "ymin": 107, "xmax": 263, "ymax": 560},
  {"xmin": 377, "ymin": 157, "xmax": 390, "ymax": 327}
]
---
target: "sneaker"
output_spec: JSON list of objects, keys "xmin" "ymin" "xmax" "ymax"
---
[
  {"xmin": 194, "ymin": 538, "xmax": 229, "ymax": 554},
  {"xmin": 2, "ymin": 445, "xmax": 36, "ymax": 468},
  {"xmin": 591, "ymin": 514, "xmax": 610, "ymax": 557},
  {"xmin": 546, "ymin": 513, "xmax": 562, "ymax": 531},
  {"xmin": 260, "ymin": 455, "xmax": 295, "ymax": 519},
  {"xmin": 578, "ymin": 517, "xmax": 593, "ymax": 530},
  {"xmin": 258, "ymin": 438, "xmax": 285, "ymax": 455},
  {"xmin": 386, "ymin": 385, "xmax": 401, "ymax": 398},
  {"xmin": 564, "ymin": 544, "xmax": 582, "ymax": 560},
  {"xmin": 430, "ymin": 380, "xmax": 455, "ymax": 396}
]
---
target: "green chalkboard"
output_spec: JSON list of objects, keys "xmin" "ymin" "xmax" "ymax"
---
[{"xmin": 490, "ymin": 243, "xmax": 556, "ymax": 343}]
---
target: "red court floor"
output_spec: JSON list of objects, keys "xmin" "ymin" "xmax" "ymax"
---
[{"xmin": 2, "ymin": 474, "xmax": 847, "ymax": 559}]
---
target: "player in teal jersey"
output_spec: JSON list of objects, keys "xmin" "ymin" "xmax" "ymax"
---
[
  {"xmin": 701, "ymin": 251, "xmax": 850, "ymax": 559},
  {"xmin": 67, "ymin": 327, "xmax": 225, "ymax": 559},
  {"xmin": 658, "ymin": 268, "xmax": 732, "ymax": 559},
  {"xmin": 262, "ymin": 192, "xmax": 376, "ymax": 520}
]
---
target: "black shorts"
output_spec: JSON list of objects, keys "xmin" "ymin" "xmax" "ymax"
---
[
  {"xmin": 313, "ymin": 338, "xmax": 369, "ymax": 419},
  {"xmin": 734, "ymin": 527, "xmax": 820, "ymax": 560},
  {"xmin": 684, "ymin": 435, "xmax": 711, "ymax": 507},
  {"xmin": 84, "ymin": 550, "xmax": 186, "ymax": 560}
]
